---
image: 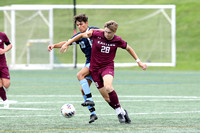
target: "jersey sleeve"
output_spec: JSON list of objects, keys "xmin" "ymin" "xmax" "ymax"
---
[
  {"xmin": 91, "ymin": 30, "xmax": 99, "ymax": 38},
  {"xmin": 3, "ymin": 33, "xmax": 11, "ymax": 45},
  {"xmin": 69, "ymin": 32, "xmax": 81, "ymax": 45},
  {"xmin": 89, "ymin": 27, "xmax": 99, "ymax": 30},
  {"xmin": 89, "ymin": 27, "xmax": 100, "ymax": 39},
  {"xmin": 118, "ymin": 37, "xmax": 127, "ymax": 49}
]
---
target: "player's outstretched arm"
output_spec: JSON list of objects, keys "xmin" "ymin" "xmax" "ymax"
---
[
  {"xmin": 48, "ymin": 41, "xmax": 67, "ymax": 52},
  {"xmin": 126, "ymin": 44, "xmax": 147, "ymax": 70},
  {"xmin": 60, "ymin": 31, "xmax": 93, "ymax": 53},
  {"xmin": 0, "ymin": 43, "xmax": 12, "ymax": 55}
]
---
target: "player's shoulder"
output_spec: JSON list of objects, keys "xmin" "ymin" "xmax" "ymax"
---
[
  {"xmin": 0, "ymin": 32, "xmax": 6, "ymax": 36},
  {"xmin": 92, "ymin": 30, "xmax": 103, "ymax": 38},
  {"xmin": 113, "ymin": 34, "xmax": 123, "ymax": 41},
  {"xmin": 88, "ymin": 26, "xmax": 99, "ymax": 30},
  {"xmin": 72, "ymin": 32, "xmax": 81, "ymax": 38},
  {"xmin": 0, "ymin": 32, "xmax": 8, "ymax": 39},
  {"xmin": 93, "ymin": 30, "xmax": 103, "ymax": 34}
]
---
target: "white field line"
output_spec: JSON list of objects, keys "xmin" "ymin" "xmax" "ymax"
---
[
  {"xmin": 2, "ymin": 95, "xmax": 200, "ymax": 105},
  {"xmin": 1, "ymin": 111, "xmax": 200, "ymax": 118},
  {"xmin": 0, "ymin": 100, "xmax": 18, "ymax": 104},
  {"xmin": 0, "ymin": 107, "xmax": 54, "ymax": 111},
  {"xmin": 1, "ymin": 99, "xmax": 200, "ymax": 105},
  {"xmin": 7, "ymin": 95, "xmax": 200, "ymax": 99},
  {"xmin": 1, "ymin": 95, "xmax": 200, "ymax": 112}
]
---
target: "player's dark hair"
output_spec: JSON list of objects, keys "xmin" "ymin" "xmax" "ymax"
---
[
  {"xmin": 74, "ymin": 14, "xmax": 88, "ymax": 24},
  {"xmin": 104, "ymin": 20, "xmax": 118, "ymax": 32}
]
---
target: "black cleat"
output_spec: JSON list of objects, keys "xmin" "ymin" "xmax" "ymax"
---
[
  {"xmin": 89, "ymin": 114, "xmax": 98, "ymax": 123},
  {"xmin": 118, "ymin": 113, "xmax": 125, "ymax": 123},
  {"xmin": 124, "ymin": 110, "xmax": 131, "ymax": 124},
  {"xmin": 81, "ymin": 100, "xmax": 95, "ymax": 107}
]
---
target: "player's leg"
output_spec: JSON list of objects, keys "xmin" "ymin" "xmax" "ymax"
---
[
  {"xmin": 90, "ymin": 69, "xmax": 118, "ymax": 109},
  {"xmin": 0, "ymin": 67, "xmax": 10, "ymax": 108},
  {"xmin": 101, "ymin": 74, "xmax": 125, "ymax": 123},
  {"xmin": 91, "ymin": 68, "xmax": 131, "ymax": 123},
  {"xmin": 3, "ymin": 78, "xmax": 10, "ymax": 108},
  {"xmin": 103, "ymin": 74, "xmax": 131, "ymax": 124},
  {"xmin": 77, "ymin": 64, "xmax": 95, "ymax": 106},
  {"xmin": 81, "ymin": 79, "xmax": 98, "ymax": 123},
  {"xmin": 98, "ymin": 87, "xmax": 110, "ymax": 102},
  {"xmin": 2, "ymin": 78, "xmax": 10, "ymax": 89},
  {"xmin": 0, "ymin": 78, "xmax": 10, "ymax": 108},
  {"xmin": 102, "ymin": 74, "xmax": 131, "ymax": 123},
  {"xmin": 77, "ymin": 64, "xmax": 97, "ymax": 123},
  {"xmin": 0, "ymin": 79, "xmax": 7, "ymax": 101}
]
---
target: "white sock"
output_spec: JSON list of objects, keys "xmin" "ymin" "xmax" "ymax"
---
[
  {"xmin": 115, "ymin": 107, "xmax": 121, "ymax": 115},
  {"xmin": 115, "ymin": 107, "xmax": 125, "ymax": 115},
  {"xmin": 121, "ymin": 107, "xmax": 126, "ymax": 115}
]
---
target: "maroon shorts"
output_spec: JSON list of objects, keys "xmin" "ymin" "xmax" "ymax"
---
[
  {"xmin": 90, "ymin": 66, "xmax": 114, "ymax": 89},
  {"xmin": 0, "ymin": 67, "xmax": 10, "ymax": 79}
]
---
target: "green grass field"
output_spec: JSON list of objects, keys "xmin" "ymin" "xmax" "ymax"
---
[{"xmin": 0, "ymin": 69, "xmax": 200, "ymax": 133}]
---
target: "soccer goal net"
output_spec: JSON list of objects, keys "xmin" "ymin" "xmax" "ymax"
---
[{"xmin": 0, "ymin": 5, "xmax": 176, "ymax": 69}]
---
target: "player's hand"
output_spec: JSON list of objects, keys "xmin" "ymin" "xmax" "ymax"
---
[
  {"xmin": 48, "ymin": 45, "xmax": 54, "ymax": 52},
  {"xmin": 60, "ymin": 44, "xmax": 69, "ymax": 53},
  {"xmin": 138, "ymin": 62, "xmax": 147, "ymax": 70},
  {"xmin": 0, "ymin": 48, "xmax": 5, "ymax": 55}
]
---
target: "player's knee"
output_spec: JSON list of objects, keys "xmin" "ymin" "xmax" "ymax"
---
[
  {"xmin": 104, "ymin": 85, "xmax": 113, "ymax": 93},
  {"xmin": 1, "ymin": 78, "xmax": 10, "ymax": 88},
  {"xmin": 104, "ymin": 96, "xmax": 110, "ymax": 103},
  {"xmin": 77, "ymin": 72, "xmax": 84, "ymax": 81},
  {"xmin": 3, "ymin": 82, "xmax": 10, "ymax": 89}
]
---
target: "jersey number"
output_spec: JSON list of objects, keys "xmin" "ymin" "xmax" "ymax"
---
[
  {"xmin": 80, "ymin": 41, "xmax": 86, "ymax": 48},
  {"xmin": 101, "ymin": 46, "xmax": 110, "ymax": 53}
]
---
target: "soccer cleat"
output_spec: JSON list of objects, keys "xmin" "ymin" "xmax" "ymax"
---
[
  {"xmin": 89, "ymin": 114, "xmax": 98, "ymax": 123},
  {"xmin": 117, "ymin": 113, "xmax": 125, "ymax": 123},
  {"xmin": 124, "ymin": 110, "xmax": 131, "ymax": 124},
  {"xmin": 81, "ymin": 100, "xmax": 95, "ymax": 107}
]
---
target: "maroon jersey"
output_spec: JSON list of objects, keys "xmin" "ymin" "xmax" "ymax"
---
[
  {"xmin": 0, "ymin": 32, "xmax": 11, "ymax": 67},
  {"xmin": 89, "ymin": 30, "xmax": 127, "ymax": 71}
]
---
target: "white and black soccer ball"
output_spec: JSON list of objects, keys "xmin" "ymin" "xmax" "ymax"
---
[{"xmin": 61, "ymin": 104, "xmax": 76, "ymax": 118}]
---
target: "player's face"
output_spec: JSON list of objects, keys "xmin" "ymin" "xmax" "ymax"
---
[
  {"xmin": 104, "ymin": 28, "xmax": 115, "ymax": 40},
  {"xmin": 76, "ymin": 21, "xmax": 88, "ymax": 33}
]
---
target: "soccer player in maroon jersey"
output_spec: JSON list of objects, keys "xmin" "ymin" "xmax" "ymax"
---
[
  {"xmin": 61, "ymin": 20, "xmax": 147, "ymax": 124},
  {"xmin": 0, "ymin": 32, "xmax": 12, "ymax": 108}
]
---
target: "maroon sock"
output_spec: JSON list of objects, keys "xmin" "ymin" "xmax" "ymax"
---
[
  {"xmin": 0, "ymin": 87, "xmax": 7, "ymax": 101},
  {"xmin": 108, "ymin": 90, "xmax": 121, "ymax": 109},
  {"xmin": 108, "ymin": 102, "xmax": 115, "ymax": 109}
]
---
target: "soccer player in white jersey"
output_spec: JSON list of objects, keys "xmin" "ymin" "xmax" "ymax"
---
[
  {"xmin": 61, "ymin": 20, "xmax": 147, "ymax": 124},
  {"xmin": 48, "ymin": 14, "xmax": 101, "ymax": 123}
]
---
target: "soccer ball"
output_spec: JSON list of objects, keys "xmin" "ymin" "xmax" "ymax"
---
[{"xmin": 61, "ymin": 104, "xmax": 76, "ymax": 118}]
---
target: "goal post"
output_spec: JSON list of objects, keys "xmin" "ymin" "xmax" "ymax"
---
[
  {"xmin": 0, "ymin": 5, "xmax": 176, "ymax": 69},
  {"xmin": 0, "ymin": 6, "xmax": 54, "ymax": 70}
]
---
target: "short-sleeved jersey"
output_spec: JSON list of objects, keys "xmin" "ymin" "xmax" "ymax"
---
[
  {"xmin": 0, "ymin": 32, "xmax": 11, "ymax": 67},
  {"xmin": 89, "ymin": 30, "xmax": 127, "ymax": 71},
  {"xmin": 70, "ymin": 26, "xmax": 99, "ymax": 64}
]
